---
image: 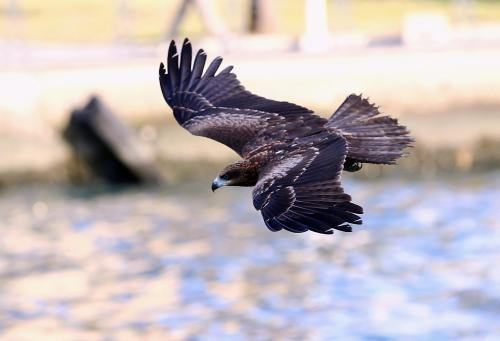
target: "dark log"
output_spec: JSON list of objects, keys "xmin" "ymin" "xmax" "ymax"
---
[{"xmin": 63, "ymin": 96, "xmax": 161, "ymax": 185}]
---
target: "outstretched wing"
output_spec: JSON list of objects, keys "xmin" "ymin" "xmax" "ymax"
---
[
  {"xmin": 159, "ymin": 39, "xmax": 323, "ymax": 156},
  {"xmin": 252, "ymin": 136, "xmax": 363, "ymax": 234}
]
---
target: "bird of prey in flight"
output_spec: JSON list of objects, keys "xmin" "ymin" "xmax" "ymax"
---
[{"xmin": 159, "ymin": 39, "xmax": 412, "ymax": 235}]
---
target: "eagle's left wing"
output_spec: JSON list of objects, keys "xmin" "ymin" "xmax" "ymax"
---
[
  {"xmin": 159, "ymin": 39, "xmax": 324, "ymax": 156},
  {"xmin": 252, "ymin": 136, "xmax": 363, "ymax": 234}
]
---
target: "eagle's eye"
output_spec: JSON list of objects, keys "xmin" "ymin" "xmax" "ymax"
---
[{"xmin": 221, "ymin": 170, "xmax": 240, "ymax": 180}]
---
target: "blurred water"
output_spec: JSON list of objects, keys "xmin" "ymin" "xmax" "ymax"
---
[{"xmin": 0, "ymin": 173, "xmax": 499, "ymax": 339}]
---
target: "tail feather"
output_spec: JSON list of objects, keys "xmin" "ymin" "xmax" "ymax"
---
[{"xmin": 326, "ymin": 94, "xmax": 413, "ymax": 164}]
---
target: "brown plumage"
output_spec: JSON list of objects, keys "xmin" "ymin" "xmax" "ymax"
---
[{"xmin": 159, "ymin": 39, "xmax": 413, "ymax": 235}]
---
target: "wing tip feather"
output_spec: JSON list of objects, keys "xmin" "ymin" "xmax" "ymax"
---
[{"xmin": 168, "ymin": 40, "xmax": 177, "ymax": 55}]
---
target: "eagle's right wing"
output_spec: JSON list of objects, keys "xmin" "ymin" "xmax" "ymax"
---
[
  {"xmin": 159, "ymin": 39, "xmax": 325, "ymax": 156},
  {"xmin": 252, "ymin": 136, "xmax": 363, "ymax": 234}
]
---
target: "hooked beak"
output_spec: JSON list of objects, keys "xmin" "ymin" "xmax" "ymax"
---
[{"xmin": 211, "ymin": 176, "xmax": 227, "ymax": 192}]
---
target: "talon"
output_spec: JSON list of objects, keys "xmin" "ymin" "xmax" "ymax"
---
[{"xmin": 344, "ymin": 159, "xmax": 363, "ymax": 172}]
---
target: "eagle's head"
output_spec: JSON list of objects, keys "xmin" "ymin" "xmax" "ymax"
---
[{"xmin": 212, "ymin": 160, "xmax": 258, "ymax": 191}]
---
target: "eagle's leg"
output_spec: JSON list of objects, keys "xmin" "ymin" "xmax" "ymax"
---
[{"xmin": 343, "ymin": 158, "xmax": 363, "ymax": 172}]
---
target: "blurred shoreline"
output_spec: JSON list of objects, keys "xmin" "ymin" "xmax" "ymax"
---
[
  {"xmin": 0, "ymin": 114, "xmax": 498, "ymax": 189},
  {"xmin": 1, "ymin": 40, "xmax": 499, "ymax": 187}
]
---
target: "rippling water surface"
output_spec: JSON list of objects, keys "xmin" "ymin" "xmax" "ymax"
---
[{"xmin": 0, "ymin": 173, "xmax": 499, "ymax": 339}]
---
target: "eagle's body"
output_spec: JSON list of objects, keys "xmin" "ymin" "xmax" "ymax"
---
[{"xmin": 160, "ymin": 39, "xmax": 413, "ymax": 235}]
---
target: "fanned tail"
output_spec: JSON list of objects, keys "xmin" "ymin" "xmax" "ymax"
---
[{"xmin": 326, "ymin": 94, "xmax": 413, "ymax": 165}]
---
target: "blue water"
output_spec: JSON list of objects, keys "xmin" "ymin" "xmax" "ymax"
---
[{"xmin": 0, "ymin": 173, "xmax": 499, "ymax": 339}]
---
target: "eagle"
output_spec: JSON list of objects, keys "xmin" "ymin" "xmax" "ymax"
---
[{"xmin": 159, "ymin": 39, "xmax": 413, "ymax": 235}]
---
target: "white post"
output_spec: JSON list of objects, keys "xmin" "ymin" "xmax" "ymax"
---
[{"xmin": 300, "ymin": 0, "xmax": 330, "ymax": 52}]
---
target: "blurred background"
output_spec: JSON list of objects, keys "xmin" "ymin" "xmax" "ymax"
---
[{"xmin": 0, "ymin": 0, "xmax": 499, "ymax": 339}]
